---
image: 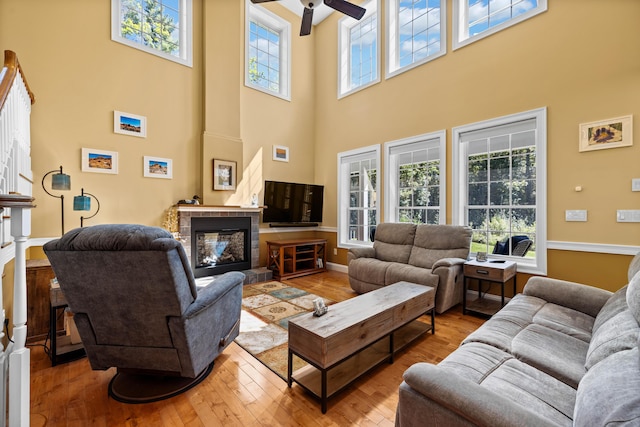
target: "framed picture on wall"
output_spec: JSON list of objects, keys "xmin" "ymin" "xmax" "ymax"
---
[
  {"xmin": 579, "ymin": 115, "xmax": 633, "ymax": 152},
  {"xmin": 114, "ymin": 110, "xmax": 147, "ymax": 138},
  {"xmin": 143, "ymin": 156, "xmax": 172, "ymax": 179},
  {"xmin": 213, "ymin": 159, "xmax": 236, "ymax": 190},
  {"xmin": 81, "ymin": 148, "xmax": 119, "ymax": 174},
  {"xmin": 273, "ymin": 145, "xmax": 289, "ymax": 162}
]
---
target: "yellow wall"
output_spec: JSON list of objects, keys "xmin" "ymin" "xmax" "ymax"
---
[
  {"xmin": 312, "ymin": 0, "xmax": 640, "ymax": 287},
  {"xmin": 0, "ymin": 0, "xmax": 638, "ymax": 295}
]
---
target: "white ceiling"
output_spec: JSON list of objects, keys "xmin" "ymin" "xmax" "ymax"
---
[{"xmin": 278, "ymin": 0, "xmax": 335, "ymax": 25}]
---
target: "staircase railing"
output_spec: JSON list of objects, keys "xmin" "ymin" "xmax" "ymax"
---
[{"xmin": 0, "ymin": 50, "xmax": 36, "ymax": 427}]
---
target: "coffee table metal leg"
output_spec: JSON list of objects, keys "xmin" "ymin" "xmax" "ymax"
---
[
  {"xmin": 389, "ymin": 333, "xmax": 395, "ymax": 363},
  {"xmin": 431, "ymin": 309, "xmax": 435, "ymax": 334},
  {"xmin": 321, "ymin": 369, "xmax": 327, "ymax": 413},
  {"xmin": 287, "ymin": 349, "xmax": 293, "ymax": 388}
]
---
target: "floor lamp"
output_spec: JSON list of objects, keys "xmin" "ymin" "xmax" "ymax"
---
[
  {"xmin": 41, "ymin": 166, "xmax": 71, "ymax": 235},
  {"xmin": 73, "ymin": 188, "xmax": 100, "ymax": 227}
]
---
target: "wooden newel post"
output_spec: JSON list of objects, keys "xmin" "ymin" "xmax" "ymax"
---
[{"xmin": 0, "ymin": 194, "xmax": 35, "ymax": 427}]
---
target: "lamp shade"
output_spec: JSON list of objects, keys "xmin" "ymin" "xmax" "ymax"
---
[
  {"xmin": 51, "ymin": 172, "xmax": 71, "ymax": 190},
  {"xmin": 73, "ymin": 195, "xmax": 91, "ymax": 211}
]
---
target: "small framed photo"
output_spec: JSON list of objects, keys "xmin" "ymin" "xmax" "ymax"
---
[
  {"xmin": 114, "ymin": 110, "xmax": 147, "ymax": 138},
  {"xmin": 273, "ymin": 145, "xmax": 289, "ymax": 162},
  {"xmin": 213, "ymin": 159, "xmax": 237, "ymax": 190},
  {"xmin": 82, "ymin": 148, "xmax": 118, "ymax": 174},
  {"xmin": 143, "ymin": 156, "xmax": 172, "ymax": 179},
  {"xmin": 579, "ymin": 115, "xmax": 633, "ymax": 152}
]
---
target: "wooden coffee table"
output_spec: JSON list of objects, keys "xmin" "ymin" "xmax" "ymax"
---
[{"xmin": 287, "ymin": 281, "xmax": 435, "ymax": 413}]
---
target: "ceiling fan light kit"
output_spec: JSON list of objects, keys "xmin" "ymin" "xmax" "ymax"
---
[{"xmin": 251, "ymin": 0, "xmax": 366, "ymax": 36}]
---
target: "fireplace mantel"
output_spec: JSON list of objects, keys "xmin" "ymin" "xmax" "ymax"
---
[{"xmin": 176, "ymin": 205, "xmax": 262, "ymax": 214}]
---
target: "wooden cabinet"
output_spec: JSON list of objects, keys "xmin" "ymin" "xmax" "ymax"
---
[
  {"xmin": 26, "ymin": 259, "xmax": 55, "ymax": 343},
  {"xmin": 267, "ymin": 239, "xmax": 327, "ymax": 280}
]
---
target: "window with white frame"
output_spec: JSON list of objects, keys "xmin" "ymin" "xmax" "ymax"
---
[
  {"xmin": 111, "ymin": 0, "xmax": 193, "ymax": 67},
  {"xmin": 452, "ymin": 108, "xmax": 547, "ymax": 274},
  {"xmin": 245, "ymin": 0, "xmax": 291, "ymax": 100},
  {"xmin": 453, "ymin": 0, "xmax": 547, "ymax": 50},
  {"xmin": 338, "ymin": 0, "xmax": 380, "ymax": 98},
  {"xmin": 384, "ymin": 131, "xmax": 446, "ymax": 224},
  {"xmin": 338, "ymin": 145, "xmax": 380, "ymax": 247},
  {"xmin": 386, "ymin": 0, "xmax": 446, "ymax": 78}
]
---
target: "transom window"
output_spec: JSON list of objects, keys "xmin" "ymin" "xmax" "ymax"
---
[
  {"xmin": 384, "ymin": 131, "xmax": 446, "ymax": 224},
  {"xmin": 453, "ymin": 108, "xmax": 547, "ymax": 274},
  {"xmin": 386, "ymin": 0, "xmax": 446, "ymax": 78},
  {"xmin": 453, "ymin": 0, "xmax": 547, "ymax": 49},
  {"xmin": 111, "ymin": 0, "xmax": 193, "ymax": 67},
  {"xmin": 245, "ymin": 1, "xmax": 291, "ymax": 100},
  {"xmin": 338, "ymin": 145, "xmax": 380, "ymax": 247},
  {"xmin": 338, "ymin": 0, "xmax": 380, "ymax": 98}
]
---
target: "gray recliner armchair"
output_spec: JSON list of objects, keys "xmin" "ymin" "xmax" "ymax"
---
[{"xmin": 43, "ymin": 224, "xmax": 244, "ymax": 403}]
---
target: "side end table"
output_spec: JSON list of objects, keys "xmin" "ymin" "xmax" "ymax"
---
[
  {"xmin": 49, "ymin": 285, "xmax": 85, "ymax": 366},
  {"xmin": 463, "ymin": 259, "xmax": 517, "ymax": 317}
]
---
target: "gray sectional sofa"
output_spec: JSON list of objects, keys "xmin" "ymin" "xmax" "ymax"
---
[
  {"xmin": 396, "ymin": 253, "xmax": 640, "ymax": 427},
  {"xmin": 348, "ymin": 223, "xmax": 472, "ymax": 314}
]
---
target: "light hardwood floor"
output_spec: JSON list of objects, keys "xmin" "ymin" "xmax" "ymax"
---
[{"xmin": 29, "ymin": 271, "xmax": 485, "ymax": 426}]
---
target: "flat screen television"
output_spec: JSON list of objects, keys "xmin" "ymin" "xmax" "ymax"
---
[{"xmin": 263, "ymin": 180, "xmax": 324, "ymax": 226}]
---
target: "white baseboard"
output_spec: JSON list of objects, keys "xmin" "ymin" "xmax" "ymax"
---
[{"xmin": 327, "ymin": 262, "xmax": 348, "ymax": 274}]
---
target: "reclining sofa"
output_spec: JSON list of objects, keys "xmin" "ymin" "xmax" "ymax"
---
[
  {"xmin": 396, "ymin": 252, "xmax": 640, "ymax": 426},
  {"xmin": 348, "ymin": 223, "xmax": 472, "ymax": 314}
]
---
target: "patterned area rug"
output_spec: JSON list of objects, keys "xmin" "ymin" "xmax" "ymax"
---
[{"xmin": 234, "ymin": 281, "xmax": 335, "ymax": 380}]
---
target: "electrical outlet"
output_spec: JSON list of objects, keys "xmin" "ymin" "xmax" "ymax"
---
[{"xmin": 333, "ymin": 248, "xmax": 338, "ymax": 255}]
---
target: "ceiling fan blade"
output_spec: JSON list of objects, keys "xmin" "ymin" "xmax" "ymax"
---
[
  {"xmin": 300, "ymin": 7, "xmax": 314, "ymax": 36},
  {"xmin": 250, "ymin": 0, "xmax": 279, "ymax": 3},
  {"xmin": 324, "ymin": 0, "xmax": 366, "ymax": 20}
]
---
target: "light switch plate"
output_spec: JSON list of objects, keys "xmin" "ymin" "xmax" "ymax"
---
[
  {"xmin": 565, "ymin": 210, "xmax": 587, "ymax": 222},
  {"xmin": 632, "ymin": 178, "xmax": 640, "ymax": 192},
  {"xmin": 617, "ymin": 210, "xmax": 640, "ymax": 222}
]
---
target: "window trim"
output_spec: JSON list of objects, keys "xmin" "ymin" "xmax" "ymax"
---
[
  {"xmin": 385, "ymin": 0, "xmax": 446, "ymax": 79},
  {"xmin": 338, "ymin": 0, "xmax": 381, "ymax": 99},
  {"xmin": 245, "ymin": 0, "xmax": 291, "ymax": 101},
  {"xmin": 384, "ymin": 130, "xmax": 446, "ymax": 224},
  {"xmin": 452, "ymin": 0, "xmax": 547, "ymax": 50},
  {"xmin": 337, "ymin": 144, "xmax": 381, "ymax": 248},
  {"xmin": 452, "ymin": 107, "xmax": 547, "ymax": 275},
  {"xmin": 111, "ymin": 0, "xmax": 193, "ymax": 67}
]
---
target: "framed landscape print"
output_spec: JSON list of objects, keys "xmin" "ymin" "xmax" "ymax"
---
[
  {"xmin": 273, "ymin": 145, "xmax": 289, "ymax": 162},
  {"xmin": 579, "ymin": 115, "xmax": 633, "ymax": 152},
  {"xmin": 81, "ymin": 148, "xmax": 118, "ymax": 174},
  {"xmin": 213, "ymin": 159, "xmax": 236, "ymax": 190},
  {"xmin": 114, "ymin": 110, "xmax": 147, "ymax": 138},
  {"xmin": 143, "ymin": 156, "xmax": 172, "ymax": 179}
]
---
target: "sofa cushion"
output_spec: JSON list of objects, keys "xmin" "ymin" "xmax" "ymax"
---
[
  {"xmin": 439, "ymin": 342, "xmax": 575, "ymax": 426},
  {"xmin": 532, "ymin": 303, "xmax": 594, "ymax": 343},
  {"xmin": 385, "ymin": 263, "xmax": 439, "ymax": 288},
  {"xmin": 373, "ymin": 223, "xmax": 416, "ymax": 263},
  {"xmin": 511, "ymin": 324, "xmax": 588, "ymax": 388},
  {"xmin": 574, "ymin": 347, "xmax": 640, "ymax": 426},
  {"xmin": 408, "ymin": 225, "xmax": 472, "ymax": 269},
  {"xmin": 463, "ymin": 294, "xmax": 545, "ymax": 352},
  {"xmin": 586, "ymin": 274, "xmax": 640, "ymax": 370}
]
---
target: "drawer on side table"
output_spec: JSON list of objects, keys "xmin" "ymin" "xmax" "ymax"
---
[{"xmin": 464, "ymin": 260, "xmax": 517, "ymax": 282}]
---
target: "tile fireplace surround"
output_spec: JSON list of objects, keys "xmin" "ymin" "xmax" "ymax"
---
[{"xmin": 176, "ymin": 205, "xmax": 271, "ymax": 284}]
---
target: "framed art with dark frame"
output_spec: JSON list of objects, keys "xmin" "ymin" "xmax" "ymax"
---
[
  {"xmin": 213, "ymin": 159, "xmax": 236, "ymax": 190},
  {"xmin": 579, "ymin": 115, "xmax": 633, "ymax": 152}
]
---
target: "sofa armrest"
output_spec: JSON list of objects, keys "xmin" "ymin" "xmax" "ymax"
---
[
  {"xmin": 183, "ymin": 271, "xmax": 245, "ymax": 318},
  {"xmin": 523, "ymin": 276, "xmax": 613, "ymax": 318},
  {"xmin": 401, "ymin": 363, "xmax": 558, "ymax": 427},
  {"xmin": 347, "ymin": 247, "xmax": 376, "ymax": 264},
  {"xmin": 432, "ymin": 257, "xmax": 467, "ymax": 270}
]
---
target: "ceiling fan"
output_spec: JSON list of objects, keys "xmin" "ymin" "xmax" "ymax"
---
[{"xmin": 250, "ymin": 0, "xmax": 366, "ymax": 36}]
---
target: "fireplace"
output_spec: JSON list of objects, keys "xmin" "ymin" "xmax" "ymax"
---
[{"xmin": 191, "ymin": 216, "xmax": 251, "ymax": 278}]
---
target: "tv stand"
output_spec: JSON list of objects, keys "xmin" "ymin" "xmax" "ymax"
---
[
  {"xmin": 267, "ymin": 239, "xmax": 327, "ymax": 280},
  {"xmin": 269, "ymin": 222, "xmax": 319, "ymax": 228}
]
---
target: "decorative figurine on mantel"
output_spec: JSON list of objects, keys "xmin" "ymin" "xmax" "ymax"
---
[{"xmin": 251, "ymin": 194, "xmax": 258, "ymax": 207}]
